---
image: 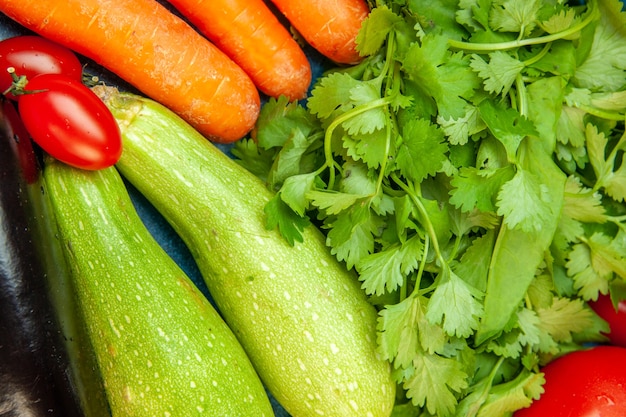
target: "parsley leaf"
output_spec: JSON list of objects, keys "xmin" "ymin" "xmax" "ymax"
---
[{"xmin": 396, "ymin": 118, "xmax": 449, "ymax": 183}]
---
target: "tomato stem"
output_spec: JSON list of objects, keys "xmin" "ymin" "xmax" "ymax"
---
[{"xmin": 3, "ymin": 67, "xmax": 47, "ymax": 96}]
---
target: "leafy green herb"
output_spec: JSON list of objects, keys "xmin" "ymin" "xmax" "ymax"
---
[{"xmin": 234, "ymin": 0, "xmax": 626, "ymax": 415}]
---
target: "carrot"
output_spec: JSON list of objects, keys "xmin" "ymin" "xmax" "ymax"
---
[
  {"xmin": 0, "ymin": 0, "xmax": 260, "ymax": 143},
  {"xmin": 166, "ymin": 0, "xmax": 312, "ymax": 101},
  {"xmin": 269, "ymin": 0, "xmax": 370, "ymax": 65}
]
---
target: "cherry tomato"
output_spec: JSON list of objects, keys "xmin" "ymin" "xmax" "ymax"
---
[
  {"xmin": 0, "ymin": 36, "xmax": 83, "ymax": 100},
  {"xmin": 589, "ymin": 294, "xmax": 626, "ymax": 348},
  {"xmin": 18, "ymin": 73, "xmax": 122, "ymax": 170},
  {"xmin": 514, "ymin": 346, "xmax": 626, "ymax": 417}
]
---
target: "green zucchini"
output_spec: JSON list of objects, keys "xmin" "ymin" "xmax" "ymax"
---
[
  {"xmin": 95, "ymin": 86, "xmax": 395, "ymax": 417},
  {"xmin": 43, "ymin": 158, "xmax": 275, "ymax": 416}
]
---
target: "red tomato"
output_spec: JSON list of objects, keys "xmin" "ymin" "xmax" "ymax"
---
[
  {"xmin": 589, "ymin": 294, "xmax": 626, "ymax": 348},
  {"xmin": 18, "ymin": 73, "xmax": 122, "ymax": 170},
  {"xmin": 0, "ymin": 36, "xmax": 83, "ymax": 100},
  {"xmin": 514, "ymin": 346, "xmax": 626, "ymax": 417}
]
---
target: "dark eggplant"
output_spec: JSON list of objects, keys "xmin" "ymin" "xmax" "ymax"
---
[{"xmin": 0, "ymin": 100, "xmax": 109, "ymax": 417}]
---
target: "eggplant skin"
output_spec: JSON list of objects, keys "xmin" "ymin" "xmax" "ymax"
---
[{"xmin": 0, "ymin": 102, "xmax": 85, "ymax": 417}]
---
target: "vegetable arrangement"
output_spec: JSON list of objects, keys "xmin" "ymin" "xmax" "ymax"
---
[
  {"xmin": 0, "ymin": 0, "xmax": 625, "ymax": 416},
  {"xmin": 94, "ymin": 86, "xmax": 396, "ymax": 417},
  {"xmin": 233, "ymin": 0, "xmax": 626, "ymax": 414}
]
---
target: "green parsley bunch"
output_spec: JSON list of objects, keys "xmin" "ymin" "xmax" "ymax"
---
[{"xmin": 234, "ymin": 0, "xmax": 626, "ymax": 415}]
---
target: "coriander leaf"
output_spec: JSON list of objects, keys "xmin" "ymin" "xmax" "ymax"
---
[
  {"xmin": 357, "ymin": 234, "xmax": 424, "ymax": 295},
  {"xmin": 343, "ymin": 80, "xmax": 387, "ymax": 135},
  {"xmin": 453, "ymin": 230, "xmax": 497, "ymax": 293},
  {"xmin": 456, "ymin": 0, "xmax": 492, "ymax": 33},
  {"xmin": 573, "ymin": 0, "xmax": 626, "ymax": 92},
  {"xmin": 590, "ymin": 90, "xmax": 626, "ymax": 111},
  {"xmin": 403, "ymin": 350, "xmax": 469, "ymax": 416},
  {"xmin": 449, "ymin": 165, "xmax": 515, "ymax": 213},
  {"xmin": 562, "ymin": 175, "xmax": 607, "ymax": 223},
  {"xmin": 278, "ymin": 172, "xmax": 318, "ymax": 216},
  {"xmin": 526, "ymin": 274, "xmax": 556, "ymax": 310},
  {"xmin": 396, "ymin": 118, "xmax": 449, "ymax": 183},
  {"xmin": 585, "ymin": 122, "xmax": 626, "ymax": 201},
  {"xmin": 496, "ymin": 168, "xmax": 553, "ymax": 233},
  {"xmin": 425, "ymin": 267, "xmax": 484, "ymax": 338},
  {"xmin": 264, "ymin": 194, "xmax": 310, "ymax": 245},
  {"xmin": 556, "ymin": 106, "xmax": 587, "ymax": 148},
  {"xmin": 356, "ymin": 5, "xmax": 404, "ymax": 56},
  {"xmin": 307, "ymin": 72, "xmax": 361, "ymax": 120},
  {"xmin": 325, "ymin": 203, "xmax": 377, "ymax": 269},
  {"xmin": 255, "ymin": 95, "xmax": 319, "ymax": 149},
  {"xmin": 438, "ymin": 104, "xmax": 487, "ymax": 146},
  {"xmin": 475, "ymin": 369, "xmax": 545, "ymax": 417},
  {"xmin": 470, "ymin": 52, "xmax": 525, "ymax": 97},
  {"xmin": 566, "ymin": 240, "xmax": 611, "ymax": 301},
  {"xmin": 339, "ymin": 159, "xmax": 377, "ymax": 196},
  {"xmin": 377, "ymin": 294, "xmax": 422, "ymax": 369},
  {"xmin": 604, "ymin": 158, "xmax": 626, "ymax": 202},
  {"xmin": 344, "ymin": 128, "xmax": 392, "ymax": 169},
  {"xmin": 489, "ymin": 0, "xmax": 542, "ymax": 37},
  {"xmin": 529, "ymin": 40, "xmax": 577, "ymax": 77},
  {"xmin": 403, "ymin": 34, "xmax": 480, "ymax": 119},
  {"xmin": 307, "ymin": 190, "xmax": 364, "ymax": 215},
  {"xmin": 231, "ymin": 138, "xmax": 276, "ymax": 181},
  {"xmin": 478, "ymin": 99, "xmax": 539, "ymax": 163},
  {"xmin": 585, "ymin": 232, "xmax": 626, "ymax": 279},
  {"xmin": 457, "ymin": 0, "xmax": 515, "ymax": 44},
  {"xmin": 526, "ymin": 76, "xmax": 565, "ymax": 152},
  {"xmin": 536, "ymin": 297, "xmax": 595, "ymax": 343},
  {"xmin": 407, "ymin": 0, "xmax": 469, "ymax": 40},
  {"xmin": 540, "ymin": 8, "xmax": 581, "ymax": 36},
  {"xmin": 486, "ymin": 308, "xmax": 541, "ymax": 359},
  {"xmin": 585, "ymin": 122, "xmax": 613, "ymax": 183},
  {"xmin": 449, "ymin": 206, "xmax": 499, "ymax": 236},
  {"xmin": 268, "ymin": 126, "xmax": 320, "ymax": 188}
]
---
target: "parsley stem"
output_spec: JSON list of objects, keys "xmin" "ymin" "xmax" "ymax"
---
[
  {"xmin": 407, "ymin": 234, "xmax": 430, "ymax": 300},
  {"xmin": 522, "ymin": 42, "xmax": 552, "ymax": 67},
  {"xmin": 322, "ymin": 97, "xmax": 392, "ymax": 189},
  {"xmin": 391, "ymin": 174, "xmax": 447, "ymax": 268},
  {"xmin": 447, "ymin": 1, "xmax": 598, "ymax": 52},
  {"xmin": 574, "ymin": 104, "xmax": 626, "ymax": 121}
]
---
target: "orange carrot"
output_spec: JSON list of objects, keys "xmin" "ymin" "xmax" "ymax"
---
[
  {"xmin": 269, "ymin": 0, "xmax": 370, "ymax": 65},
  {"xmin": 0, "ymin": 0, "xmax": 260, "ymax": 143},
  {"xmin": 166, "ymin": 0, "xmax": 312, "ymax": 101}
]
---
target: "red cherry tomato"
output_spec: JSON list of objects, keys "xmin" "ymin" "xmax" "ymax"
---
[
  {"xmin": 589, "ymin": 294, "xmax": 626, "ymax": 347},
  {"xmin": 514, "ymin": 346, "xmax": 626, "ymax": 417},
  {"xmin": 0, "ymin": 35, "xmax": 83, "ymax": 100},
  {"xmin": 18, "ymin": 73, "xmax": 122, "ymax": 170}
]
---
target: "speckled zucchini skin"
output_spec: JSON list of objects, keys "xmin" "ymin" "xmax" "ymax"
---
[
  {"xmin": 43, "ymin": 159, "xmax": 274, "ymax": 417},
  {"xmin": 98, "ymin": 87, "xmax": 395, "ymax": 417}
]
